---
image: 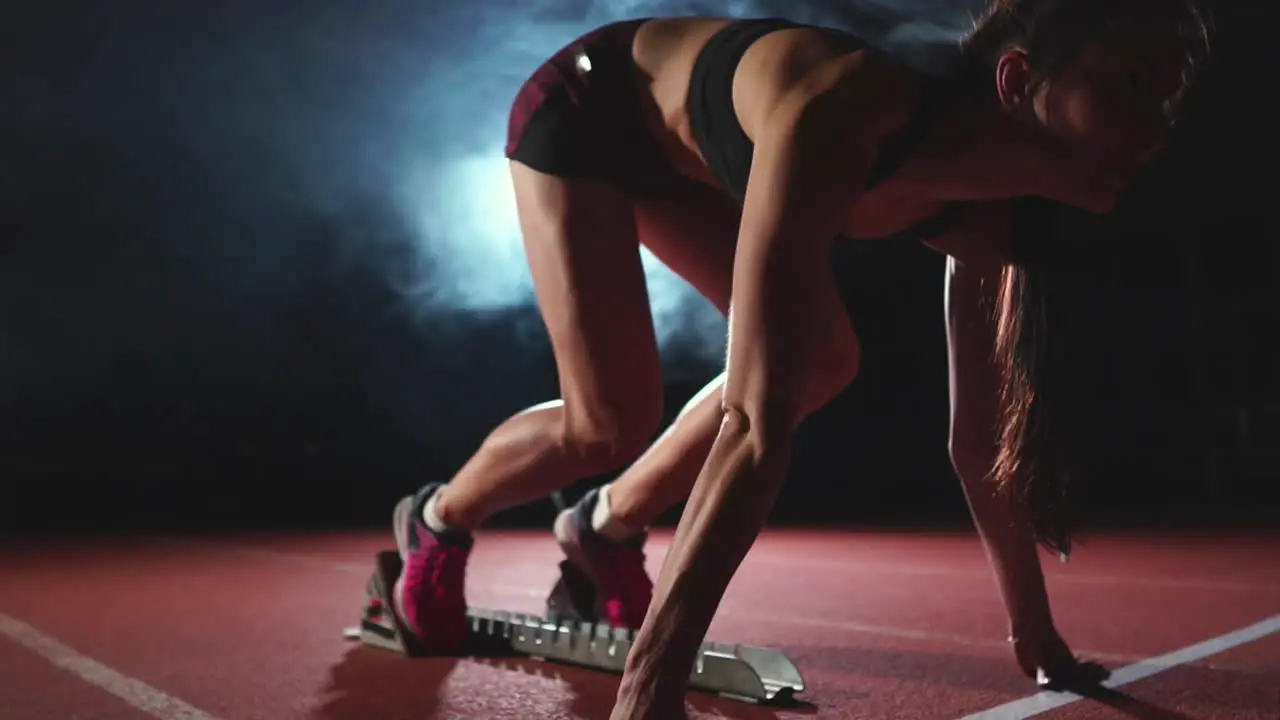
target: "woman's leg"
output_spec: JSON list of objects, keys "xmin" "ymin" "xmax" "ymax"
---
[
  {"xmin": 530, "ymin": 177, "xmax": 751, "ymax": 630},
  {"xmin": 431, "ymin": 163, "xmax": 667, "ymax": 530},
  {"xmin": 548, "ymin": 178, "xmax": 856, "ymax": 629},
  {"xmin": 597, "ymin": 180, "xmax": 741, "ymax": 531},
  {"xmin": 393, "ymin": 161, "xmax": 667, "ymax": 651}
]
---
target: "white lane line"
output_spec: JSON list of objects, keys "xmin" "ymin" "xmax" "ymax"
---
[
  {"xmin": 958, "ymin": 614, "xmax": 1280, "ymax": 720},
  {"xmin": 0, "ymin": 612, "xmax": 223, "ymax": 720}
]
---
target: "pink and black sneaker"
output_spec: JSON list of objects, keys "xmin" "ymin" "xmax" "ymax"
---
[
  {"xmin": 391, "ymin": 483, "xmax": 473, "ymax": 654},
  {"xmin": 552, "ymin": 488, "xmax": 653, "ymax": 629}
]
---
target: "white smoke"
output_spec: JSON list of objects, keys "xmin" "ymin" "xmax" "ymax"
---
[{"xmin": 389, "ymin": 0, "xmax": 979, "ymax": 362}]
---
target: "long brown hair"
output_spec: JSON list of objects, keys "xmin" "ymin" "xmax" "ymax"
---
[{"xmin": 959, "ymin": 0, "xmax": 1213, "ymax": 556}]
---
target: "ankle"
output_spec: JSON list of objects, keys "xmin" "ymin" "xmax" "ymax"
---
[
  {"xmin": 590, "ymin": 485, "xmax": 644, "ymax": 541},
  {"xmin": 427, "ymin": 487, "xmax": 481, "ymax": 533}
]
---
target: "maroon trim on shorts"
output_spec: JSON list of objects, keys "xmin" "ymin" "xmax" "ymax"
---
[{"xmin": 504, "ymin": 20, "xmax": 655, "ymax": 182}]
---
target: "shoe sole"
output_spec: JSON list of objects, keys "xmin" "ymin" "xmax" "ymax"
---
[
  {"xmin": 392, "ymin": 495, "xmax": 414, "ymax": 557},
  {"xmin": 554, "ymin": 508, "xmax": 602, "ymax": 589},
  {"xmin": 390, "ymin": 495, "xmax": 417, "ymax": 637}
]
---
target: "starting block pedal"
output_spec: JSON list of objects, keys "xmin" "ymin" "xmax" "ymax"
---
[{"xmin": 344, "ymin": 550, "xmax": 806, "ymax": 705}]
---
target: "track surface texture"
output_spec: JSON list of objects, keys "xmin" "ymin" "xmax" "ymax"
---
[{"xmin": 1, "ymin": 528, "xmax": 1276, "ymax": 719}]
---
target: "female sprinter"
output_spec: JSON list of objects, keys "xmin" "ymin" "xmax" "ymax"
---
[{"xmin": 389, "ymin": 1, "xmax": 1210, "ymax": 716}]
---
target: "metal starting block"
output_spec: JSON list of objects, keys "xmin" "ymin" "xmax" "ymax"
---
[{"xmin": 344, "ymin": 550, "xmax": 806, "ymax": 705}]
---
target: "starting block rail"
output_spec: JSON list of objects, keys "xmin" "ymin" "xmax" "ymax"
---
[{"xmin": 344, "ymin": 550, "xmax": 805, "ymax": 705}]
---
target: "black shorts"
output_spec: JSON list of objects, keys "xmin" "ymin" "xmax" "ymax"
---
[{"xmin": 504, "ymin": 19, "xmax": 673, "ymax": 193}]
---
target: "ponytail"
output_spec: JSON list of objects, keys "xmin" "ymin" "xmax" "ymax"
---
[
  {"xmin": 992, "ymin": 201, "xmax": 1073, "ymax": 557},
  {"xmin": 967, "ymin": 0, "xmax": 1212, "ymax": 558}
]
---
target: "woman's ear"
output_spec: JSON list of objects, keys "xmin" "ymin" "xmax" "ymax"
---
[{"xmin": 995, "ymin": 49, "xmax": 1034, "ymax": 112}]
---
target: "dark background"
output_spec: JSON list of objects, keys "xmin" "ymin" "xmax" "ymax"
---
[{"xmin": 2, "ymin": 0, "xmax": 1277, "ymax": 537}]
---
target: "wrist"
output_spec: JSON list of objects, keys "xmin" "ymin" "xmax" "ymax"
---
[
  {"xmin": 622, "ymin": 638, "xmax": 691, "ymax": 688},
  {"xmin": 1004, "ymin": 575, "xmax": 1053, "ymax": 633},
  {"xmin": 616, "ymin": 664, "xmax": 689, "ymax": 719},
  {"xmin": 622, "ymin": 622, "xmax": 701, "ymax": 693}
]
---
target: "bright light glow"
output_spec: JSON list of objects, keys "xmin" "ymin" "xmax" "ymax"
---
[
  {"xmin": 400, "ymin": 150, "xmax": 528, "ymax": 310},
  {"xmin": 399, "ymin": 147, "xmax": 725, "ymax": 361}
]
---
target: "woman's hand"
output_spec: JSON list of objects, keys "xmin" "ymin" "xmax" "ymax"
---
[{"xmin": 1010, "ymin": 622, "xmax": 1110, "ymax": 689}]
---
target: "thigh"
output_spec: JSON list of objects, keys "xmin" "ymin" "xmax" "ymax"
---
[
  {"xmin": 511, "ymin": 162, "xmax": 663, "ymax": 436},
  {"xmin": 649, "ymin": 177, "xmax": 860, "ymax": 421},
  {"xmin": 632, "ymin": 177, "xmax": 742, "ymax": 315}
]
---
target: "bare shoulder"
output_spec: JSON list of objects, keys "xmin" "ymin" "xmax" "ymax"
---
[
  {"xmin": 633, "ymin": 17, "xmax": 735, "ymax": 64},
  {"xmin": 734, "ymin": 29, "xmax": 922, "ymax": 148}
]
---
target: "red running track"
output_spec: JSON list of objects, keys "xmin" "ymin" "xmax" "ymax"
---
[{"xmin": 0, "ymin": 529, "xmax": 1276, "ymax": 720}]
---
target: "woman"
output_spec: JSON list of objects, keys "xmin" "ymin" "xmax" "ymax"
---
[{"xmin": 390, "ymin": 0, "xmax": 1211, "ymax": 715}]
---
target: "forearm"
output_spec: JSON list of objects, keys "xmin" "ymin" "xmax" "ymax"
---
[{"xmin": 622, "ymin": 411, "xmax": 791, "ymax": 693}]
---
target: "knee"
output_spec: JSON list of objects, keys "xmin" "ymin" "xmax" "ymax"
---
[
  {"xmin": 558, "ymin": 395, "xmax": 664, "ymax": 473},
  {"xmin": 823, "ymin": 335, "xmax": 862, "ymax": 396},
  {"xmin": 799, "ymin": 328, "xmax": 862, "ymax": 418}
]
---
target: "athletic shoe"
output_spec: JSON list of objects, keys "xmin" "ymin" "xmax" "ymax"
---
[
  {"xmin": 391, "ymin": 483, "xmax": 473, "ymax": 654},
  {"xmin": 553, "ymin": 487, "xmax": 653, "ymax": 629}
]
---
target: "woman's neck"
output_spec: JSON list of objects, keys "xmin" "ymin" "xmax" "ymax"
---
[{"xmin": 917, "ymin": 92, "xmax": 1085, "ymax": 206}]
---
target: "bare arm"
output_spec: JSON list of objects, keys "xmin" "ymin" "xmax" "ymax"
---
[
  {"xmin": 937, "ymin": 203, "xmax": 1054, "ymax": 624},
  {"xmin": 612, "ymin": 50, "xmax": 915, "ymax": 717},
  {"xmin": 940, "ymin": 205, "xmax": 1093, "ymax": 683}
]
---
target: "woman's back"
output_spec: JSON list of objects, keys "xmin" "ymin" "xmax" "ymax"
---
[{"xmin": 629, "ymin": 17, "xmax": 921, "ymax": 189}]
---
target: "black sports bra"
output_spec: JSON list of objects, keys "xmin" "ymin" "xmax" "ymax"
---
[{"xmin": 686, "ymin": 18, "xmax": 974, "ymax": 240}]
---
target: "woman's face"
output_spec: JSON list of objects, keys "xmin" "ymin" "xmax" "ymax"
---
[{"xmin": 1026, "ymin": 23, "xmax": 1189, "ymax": 211}]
